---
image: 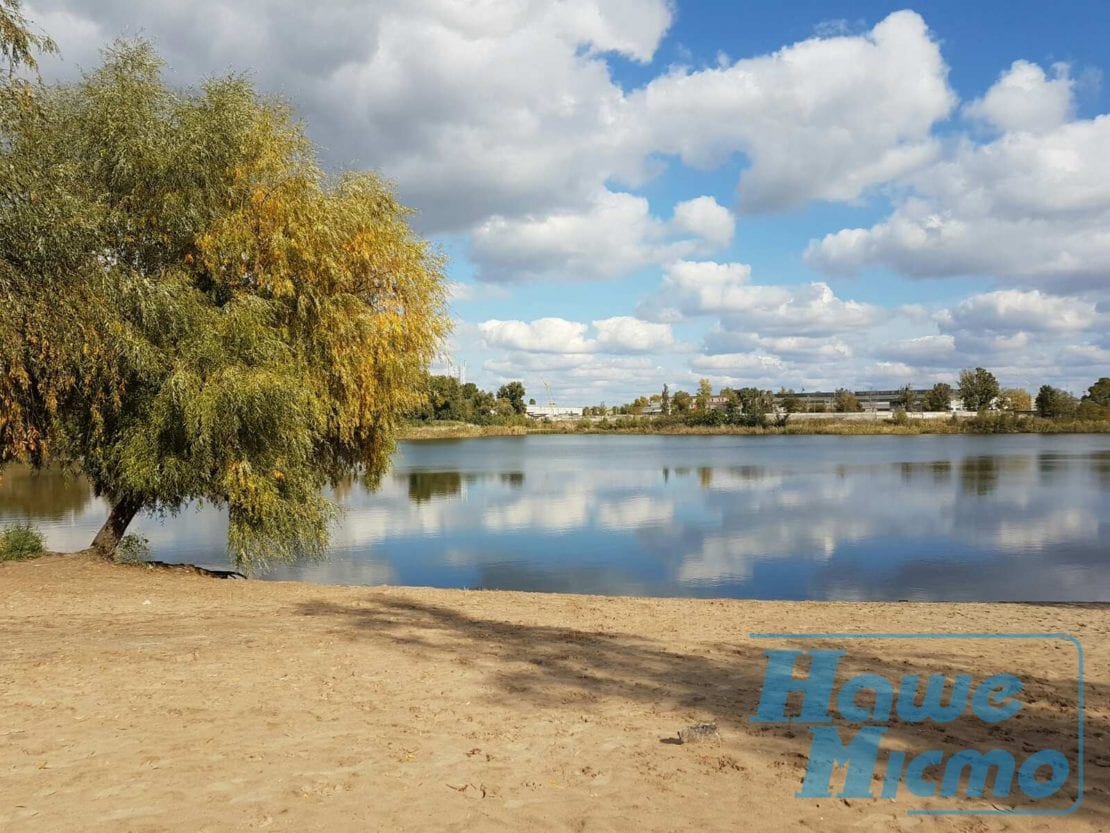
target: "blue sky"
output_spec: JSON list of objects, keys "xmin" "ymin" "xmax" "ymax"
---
[{"xmin": 27, "ymin": 0, "xmax": 1110, "ymax": 403}]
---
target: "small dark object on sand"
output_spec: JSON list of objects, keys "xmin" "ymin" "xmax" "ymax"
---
[
  {"xmin": 677, "ymin": 722, "xmax": 720, "ymax": 744},
  {"xmin": 144, "ymin": 561, "xmax": 247, "ymax": 579}
]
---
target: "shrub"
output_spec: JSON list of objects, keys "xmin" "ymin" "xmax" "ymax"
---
[
  {"xmin": 965, "ymin": 411, "xmax": 1024, "ymax": 434},
  {"xmin": 114, "ymin": 534, "xmax": 151, "ymax": 565},
  {"xmin": 684, "ymin": 409, "xmax": 726, "ymax": 427},
  {"xmin": 0, "ymin": 523, "xmax": 45, "ymax": 560},
  {"xmin": 1076, "ymin": 400, "xmax": 1110, "ymax": 421}
]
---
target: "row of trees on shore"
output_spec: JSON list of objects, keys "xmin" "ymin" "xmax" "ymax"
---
[
  {"xmin": 413, "ymin": 370, "xmax": 1110, "ymax": 429},
  {"xmin": 408, "ymin": 376, "xmax": 528, "ymax": 424},
  {"xmin": 600, "ymin": 370, "xmax": 1110, "ymax": 426}
]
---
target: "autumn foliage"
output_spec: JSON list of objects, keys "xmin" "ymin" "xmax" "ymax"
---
[{"xmin": 0, "ymin": 40, "xmax": 449, "ymax": 567}]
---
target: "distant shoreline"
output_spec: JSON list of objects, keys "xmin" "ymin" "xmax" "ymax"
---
[{"xmin": 398, "ymin": 417, "xmax": 1110, "ymax": 440}]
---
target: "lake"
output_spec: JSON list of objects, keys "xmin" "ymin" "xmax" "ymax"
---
[{"xmin": 2, "ymin": 434, "xmax": 1108, "ymax": 601}]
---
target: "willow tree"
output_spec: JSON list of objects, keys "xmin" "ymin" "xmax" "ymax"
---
[
  {"xmin": 1, "ymin": 0, "xmax": 54, "ymax": 78},
  {"xmin": 0, "ymin": 41, "xmax": 449, "ymax": 568}
]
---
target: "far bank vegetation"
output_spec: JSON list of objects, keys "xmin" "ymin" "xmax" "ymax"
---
[{"xmin": 402, "ymin": 372, "xmax": 1110, "ymax": 438}]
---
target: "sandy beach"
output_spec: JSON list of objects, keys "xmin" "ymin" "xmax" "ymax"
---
[{"xmin": 2, "ymin": 555, "xmax": 1106, "ymax": 832}]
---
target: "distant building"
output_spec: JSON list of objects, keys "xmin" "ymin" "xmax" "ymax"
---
[
  {"xmin": 525, "ymin": 404, "xmax": 584, "ymax": 420},
  {"xmin": 692, "ymin": 389, "xmax": 962, "ymax": 413},
  {"xmin": 779, "ymin": 389, "xmax": 959, "ymax": 413}
]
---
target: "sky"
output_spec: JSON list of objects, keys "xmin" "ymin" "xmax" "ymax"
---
[{"xmin": 24, "ymin": 0, "xmax": 1110, "ymax": 404}]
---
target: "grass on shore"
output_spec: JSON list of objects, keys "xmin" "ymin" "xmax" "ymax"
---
[
  {"xmin": 398, "ymin": 415, "xmax": 1110, "ymax": 440},
  {"xmin": 396, "ymin": 422, "xmax": 532, "ymax": 439}
]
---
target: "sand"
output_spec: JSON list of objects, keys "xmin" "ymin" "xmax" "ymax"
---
[{"xmin": 1, "ymin": 555, "xmax": 1106, "ymax": 832}]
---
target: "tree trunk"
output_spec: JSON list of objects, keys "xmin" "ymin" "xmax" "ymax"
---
[{"xmin": 91, "ymin": 495, "xmax": 143, "ymax": 558}]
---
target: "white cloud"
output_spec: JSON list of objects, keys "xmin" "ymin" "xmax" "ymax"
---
[
  {"xmin": 876, "ymin": 334, "xmax": 957, "ymax": 364},
  {"xmin": 446, "ymin": 281, "xmax": 472, "ymax": 302},
  {"xmin": 870, "ymin": 290, "xmax": 1106, "ymax": 376},
  {"xmin": 690, "ymin": 353, "xmax": 785, "ymax": 373},
  {"xmin": 479, "ymin": 318, "xmax": 594, "ymax": 354},
  {"xmin": 1058, "ymin": 344, "xmax": 1110, "ymax": 367},
  {"xmin": 952, "ymin": 331, "xmax": 1033, "ymax": 356},
  {"xmin": 592, "ymin": 316, "xmax": 675, "ymax": 352},
  {"xmin": 30, "ymin": 0, "xmax": 673, "ymax": 232},
  {"xmin": 31, "ymin": 4, "xmax": 960, "ymax": 233},
  {"xmin": 641, "ymin": 260, "xmax": 876, "ymax": 336},
  {"xmin": 483, "ymin": 352, "xmax": 597, "ymax": 373},
  {"xmin": 939, "ymin": 290, "xmax": 1098, "ymax": 334},
  {"xmin": 638, "ymin": 260, "xmax": 751, "ymax": 320},
  {"xmin": 807, "ymin": 63, "xmax": 1110, "ymax": 289},
  {"xmin": 704, "ymin": 333, "xmax": 854, "ymax": 361},
  {"xmin": 630, "ymin": 10, "xmax": 954, "ymax": 211},
  {"xmin": 964, "ymin": 60, "xmax": 1074, "ymax": 134},
  {"xmin": 718, "ymin": 283, "xmax": 876, "ymax": 336},
  {"xmin": 478, "ymin": 315, "xmax": 673, "ymax": 355},
  {"xmin": 670, "ymin": 196, "xmax": 735, "ymax": 246},
  {"xmin": 470, "ymin": 191, "xmax": 733, "ymax": 282}
]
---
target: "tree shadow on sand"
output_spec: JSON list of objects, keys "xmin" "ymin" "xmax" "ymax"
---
[{"xmin": 296, "ymin": 595, "xmax": 1108, "ymax": 820}]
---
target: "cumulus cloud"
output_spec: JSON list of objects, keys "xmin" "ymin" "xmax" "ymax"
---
[
  {"xmin": 479, "ymin": 316, "xmax": 673, "ymax": 355},
  {"xmin": 807, "ymin": 60, "xmax": 1110, "ymax": 290},
  {"xmin": 964, "ymin": 60, "xmax": 1074, "ymax": 134},
  {"xmin": 872, "ymin": 290, "xmax": 1105, "ymax": 376},
  {"xmin": 1057, "ymin": 344, "xmax": 1110, "ymax": 367},
  {"xmin": 593, "ymin": 316, "xmax": 676, "ymax": 352},
  {"xmin": 640, "ymin": 260, "xmax": 753, "ymax": 319},
  {"xmin": 473, "ymin": 314, "xmax": 678, "ymax": 401},
  {"xmin": 704, "ymin": 333, "xmax": 854, "ymax": 361},
  {"xmin": 29, "ymin": 0, "xmax": 673, "ymax": 232},
  {"xmin": 875, "ymin": 334, "xmax": 957, "ymax": 365},
  {"xmin": 478, "ymin": 318, "xmax": 594, "ymax": 354},
  {"xmin": 690, "ymin": 353, "xmax": 784, "ymax": 374},
  {"xmin": 470, "ymin": 191, "xmax": 732, "ymax": 282},
  {"xmin": 640, "ymin": 260, "xmax": 876, "ymax": 336},
  {"xmin": 629, "ymin": 10, "xmax": 954, "ymax": 211},
  {"xmin": 938, "ymin": 289, "xmax": 1098, "ymax": 334},
  {"xmin": 30, "ymin": 4, "xmax": 959, "ymax": 231},
  {"xmin": 670, "ymin": 196, "xmax": 735, "ymax": 246}
]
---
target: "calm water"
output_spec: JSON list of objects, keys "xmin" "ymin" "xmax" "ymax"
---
[{"xmin": 3, "ymin": 434, "xmax": 1109, "ymax": 601}]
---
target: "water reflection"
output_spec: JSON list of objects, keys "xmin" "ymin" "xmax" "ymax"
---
[
  {"xmin": 698, "ymin": 467, "xmax": 712, "ymax": 489},
  {"xmin": 3, "ymin": 435, "xmax": 1108, "ymax": 601},
  {"xmin": 899, "ymin": 460, "xmax": 952, "ymax": 484},
  {"xmin": 400, "ymin": 470, "xmax": 526, "ymax": 503},
  {"xmin": 959, "ymin": 456, "xmax": 999, "ymax": 495},
  {"xmin": 0, "ymin": 465, "xmax": 92, "ymax": 518},
  {"xmin": 1094, "ymin": 451, "xmax": 1110, "ymax": 488},
  {"xmin": 404, "ymin": 471, "xmax": 463, "ymax": 503}
]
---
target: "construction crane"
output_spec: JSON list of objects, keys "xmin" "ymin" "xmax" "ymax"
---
[{"xmin": 542, "ymin": 379, "xmax": 556, "ymax": 419}]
